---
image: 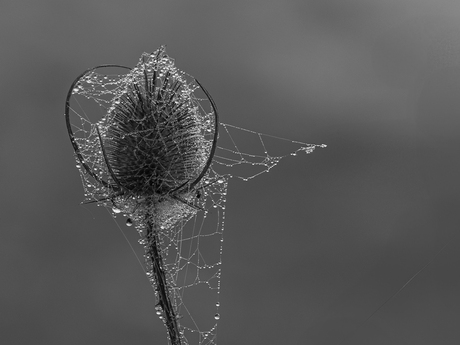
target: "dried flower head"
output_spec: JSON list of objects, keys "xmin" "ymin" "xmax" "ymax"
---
[{"xmin": 66, "ymin": 46, "xmax": 218, "ymax": 227}]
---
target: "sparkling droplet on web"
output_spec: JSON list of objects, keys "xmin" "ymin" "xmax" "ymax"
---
[
  {"xmin": 215, "ymin": 302, "xmax": 220, "ymax": 307},
  {"xmin": 112, "ymin": 207, "xmax": 121, "ymax": 213},
  {"xmin": 126, "ymin": 218, "xmax": 133, "ymax": 226},
  {"xmin": 214, "ymin": 313, "xmax": 220, "ymax": 320}
]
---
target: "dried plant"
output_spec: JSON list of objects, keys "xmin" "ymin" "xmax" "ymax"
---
[{"xmin": 65, "ymin": 46, "xmax": 325, "ymax": 345}]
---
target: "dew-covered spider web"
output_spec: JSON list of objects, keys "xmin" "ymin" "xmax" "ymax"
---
[{"xmin": 65, "ymin": 46, "xmax": 325, "ymax": 345}]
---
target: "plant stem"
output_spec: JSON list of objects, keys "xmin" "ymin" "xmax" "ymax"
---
[{"xmin": 145, "ymin": 215, "xmax": 182, "ymax": 345}]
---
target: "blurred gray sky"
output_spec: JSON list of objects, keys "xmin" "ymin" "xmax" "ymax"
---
[{"xmin": 2, "ymin": 0, "xmax": 460, "ymax": 344}]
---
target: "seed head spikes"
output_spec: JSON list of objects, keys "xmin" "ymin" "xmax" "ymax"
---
[{"xmin": 104, "ymin": 68, "xmax": 212, "ymax": 196}]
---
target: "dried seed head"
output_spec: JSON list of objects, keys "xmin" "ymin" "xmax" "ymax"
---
[
  {"xmin": 102, "ymin": 58, "xmax": 211, "ymax": 197},
  {"xmin": 66, "ymin": 46, "xmax": 218, "ymax": 209}
]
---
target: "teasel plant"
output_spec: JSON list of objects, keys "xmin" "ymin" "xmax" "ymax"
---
[
  {"xmin": 65, "ymin": 46, "xmax": 220, "ymax": 345},
  {"xmin": 66, "ymin": 46, "xmax": 326, "ymax": 345}
]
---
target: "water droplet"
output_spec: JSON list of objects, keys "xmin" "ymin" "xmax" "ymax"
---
[
  {"xmin": 214, "ymin": 313, "xmax": 220, "ymax": 320},
  {"xmin": 75, "ymin": 164, "xmax": 81, "ymax": 168},
  {"xmin": 112, "ymin": 207, "xmax": 121, "ymax": 213},
  {"xmin": 217, "ymin": 179, "xmax": 224, "ymax": 184},
  {"xmin": 215, "ymin": 302, "xmax": 220, "ymax": 307},
  {"xmin": 155, "ymin": 305, "xmax": 162, "ymax": 315},
  {"xmin": 126, "ymin": 218, "xmax": 133, "ymax": 226}
]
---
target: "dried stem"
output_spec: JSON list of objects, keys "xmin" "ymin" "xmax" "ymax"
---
[{"xmin": 145, "ymin": 211, "xmax": 182, "ymax": 345}]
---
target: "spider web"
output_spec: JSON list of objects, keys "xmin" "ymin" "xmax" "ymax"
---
[{"xmin": 66, "ymin": 47, "xmax": 325, "ymax": 345}]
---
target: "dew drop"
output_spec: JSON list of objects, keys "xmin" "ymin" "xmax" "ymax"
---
[
  {"xmin": 112, "ymin": 207, "xmax": 121, "ymax": 213},
  {"xmin": 215, "ymin": 302, "xmax": 220, "ymax": 307},
  {"xmin": 155, "ymin": 305, "xmax": 162, "ymax": 315},
  {"xmin": 214, "ymin": 313, "xmax": 220, "ymax": 320},
  {"xmin": 126, "ymin": 218, "xmax": 133, "ymax": 226}
]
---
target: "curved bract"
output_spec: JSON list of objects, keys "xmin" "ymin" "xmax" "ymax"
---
[{"xmin": 65, "ymin": 63, "xmax": 130, "ymax": 190}]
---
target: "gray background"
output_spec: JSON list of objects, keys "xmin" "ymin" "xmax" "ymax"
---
[{"xmin": 2, "ymin": 0, "xmax": 460, "ymax": 344}]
